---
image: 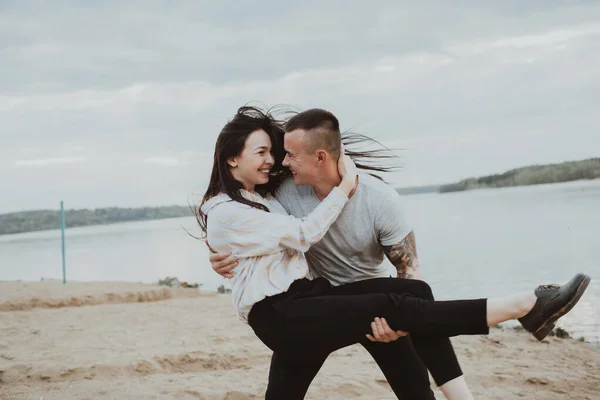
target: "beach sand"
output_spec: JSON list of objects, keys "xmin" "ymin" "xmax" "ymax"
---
[{"xmin": 1, "ymin": 281, "xmax": 599, "ymax": 399}]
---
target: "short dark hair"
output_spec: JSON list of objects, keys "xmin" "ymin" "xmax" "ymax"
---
[{"xmin": 284, "ymin": 108, "xmax": 341, "ymax": 158}]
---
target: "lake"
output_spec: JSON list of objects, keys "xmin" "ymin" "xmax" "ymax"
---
[{"xmin": 1, "ymin": 180, "xmax": 599, "ymax": 343}]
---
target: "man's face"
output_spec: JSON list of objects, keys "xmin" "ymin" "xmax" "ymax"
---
[{"xmin": 282, "ymin": 129, "xmax": 319, "ymax": 186}]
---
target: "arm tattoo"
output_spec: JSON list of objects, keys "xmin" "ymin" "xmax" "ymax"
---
[{"xmin": 382, "ymin": 230, "xmax": 419, "ymax": 280}]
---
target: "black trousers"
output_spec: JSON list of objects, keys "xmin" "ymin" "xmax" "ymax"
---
[{"xmin": 248, "ymin": 277, "xmax": 488, "ymax": 400}]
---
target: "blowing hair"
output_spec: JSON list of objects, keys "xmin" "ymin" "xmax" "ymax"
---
[
  {"xmin": 284, "ymin": 108, "xmax": 400, "ymax": 180},
  {"xmin": 196, "ymin": 106, "xmax": 290, "ymax": 237}
]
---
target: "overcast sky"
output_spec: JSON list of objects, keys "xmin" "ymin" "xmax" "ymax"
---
[{"xmin": 2, "ymin": 1, "xmax": 599, "ymax": 213}]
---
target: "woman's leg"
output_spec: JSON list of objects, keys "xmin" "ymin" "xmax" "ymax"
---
[
  {"xmin": 276, "ymin": 280, "xmax": 490, "ymax": 355},
  {"xmin": 267, "ymin": 272, "xmax": 588, "ymax": 353}
]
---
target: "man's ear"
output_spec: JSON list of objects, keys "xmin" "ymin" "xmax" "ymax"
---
[{"xmin": 316, "ymin": 150, "xmax": 327, "ymax": 164}]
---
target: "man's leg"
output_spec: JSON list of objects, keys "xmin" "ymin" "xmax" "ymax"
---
[
  {"xmin": 330, "ymin": 278, "xmax": 464, "ymax": 389},
  {"xmin": 361, "ymin": 337, "xmax": 436, "ymax": 400},
  {"xmin": 266, "ymin": 337, "xmax": 436, "ymax": 400},
  {"xmin": 265, "ymin": 351, "xmax": 329, "ymax": 400}
]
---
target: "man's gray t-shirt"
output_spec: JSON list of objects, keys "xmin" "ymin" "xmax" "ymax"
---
[{"xmin": 274, "ymin": 173, "xmax": 412, "ymax": 286}]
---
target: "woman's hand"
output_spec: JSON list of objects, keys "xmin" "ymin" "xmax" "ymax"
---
[
  {"xmin": 337, "ymin": 145, "xmax": 358, "ymax": 196},
  {"xmin": 337, "ymin": 145, "xmax": 358, "ymax": 184}
]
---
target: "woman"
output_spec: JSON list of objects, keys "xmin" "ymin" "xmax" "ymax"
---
[{"xmin": 197, "ymin": 106, "xmax": 590, "ymax": 399}]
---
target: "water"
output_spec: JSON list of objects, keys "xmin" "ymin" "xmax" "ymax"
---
[{"xmin": 1, "ymin": 180, "xmax": 599, "ymax": 343}]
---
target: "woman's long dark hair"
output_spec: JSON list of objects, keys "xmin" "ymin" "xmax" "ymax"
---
[
  {"xmin": 196, "ymin": 106, "xmax": 290, "ymax": 237},
  {"xmin": 341, "ymin": 132, "xmax": 401, "ymax": 181}
]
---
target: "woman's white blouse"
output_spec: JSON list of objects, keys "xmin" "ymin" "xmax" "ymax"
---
[{"xmin": 201, "ymin": 187, "xmax": 348, "ymax": 321}]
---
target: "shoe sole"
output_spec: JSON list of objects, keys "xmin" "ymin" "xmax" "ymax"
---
[{"xmin": 533, "ymin": 274, "xmax": 591, "ymax": 341}]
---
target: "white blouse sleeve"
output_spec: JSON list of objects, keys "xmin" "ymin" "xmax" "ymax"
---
[{"xmin": 208, "ymin": 187, "xmax": 348, "ymax": 257}]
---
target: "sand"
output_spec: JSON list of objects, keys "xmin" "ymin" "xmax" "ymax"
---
[{"xmin": 1, "ymin": 281, "xmax": 599, "ymax": 400}]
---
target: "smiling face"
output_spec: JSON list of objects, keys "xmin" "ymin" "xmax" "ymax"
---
[
  {"xmin": 228, "ymin": 129, "xmax": 275, "ymax": 192},
  {"xmin": 282, "ymin": 129, "xmax": 320, "ymax": 186}
]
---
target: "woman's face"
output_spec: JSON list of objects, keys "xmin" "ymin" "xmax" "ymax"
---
[{"xmin": 228, "ymin": 129, "xmax": 275, "ymax": 192}]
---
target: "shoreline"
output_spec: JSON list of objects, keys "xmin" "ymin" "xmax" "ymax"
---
[
  {"xmin": 0, "ymin": 280, "xmax": 207, "ymax": 312},
  {"xmin": 0, "ymin": 214, "xmax": 192, "ymax": 238}
]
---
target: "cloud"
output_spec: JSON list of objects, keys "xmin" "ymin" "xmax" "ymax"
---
[
  {"xmin": 446, "ymin": 23, "xmax": 600, "ymax": 54},
  {"xmin": 14, "ymin": 157, "xmax": 86, "ymax": 167},
  {"xmin": 144, "ymin": 157, "xmax": 186, "ymax": 167}
]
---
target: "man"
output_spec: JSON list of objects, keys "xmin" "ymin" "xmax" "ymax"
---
[{"xmin": 208, "ymin": 109, "xmax": 473, "ymax": 400}]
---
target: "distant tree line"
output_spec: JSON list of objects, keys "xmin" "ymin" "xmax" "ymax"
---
[
  {"xmin": 395, "ymin": 184, "xmax": 441, "ymax": 195},
  {"xmin": 0, "ymin": 206, "xmax": 192, "ymax": 235},
  {"xmin": 439, "ymin": 157, "xmax": 600, "ymax": 193}
]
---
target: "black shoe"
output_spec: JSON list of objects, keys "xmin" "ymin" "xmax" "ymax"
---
[{"xmin": 518, "ymin": 273, "xmax": 591, "ymax": 341}]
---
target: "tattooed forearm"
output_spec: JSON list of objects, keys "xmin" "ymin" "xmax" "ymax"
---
[{"xmin": 382, "ymin": 230, "xmax": 420, "ymax": 280}]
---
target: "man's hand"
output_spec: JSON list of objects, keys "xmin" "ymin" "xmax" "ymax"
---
[
  {"xmin": 366, "ymin": 317, "xmax": 408, "ymax": 343},
  {"xmin": 205, "ymin": 239, "xmax": 238, "ymax": 279}
]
